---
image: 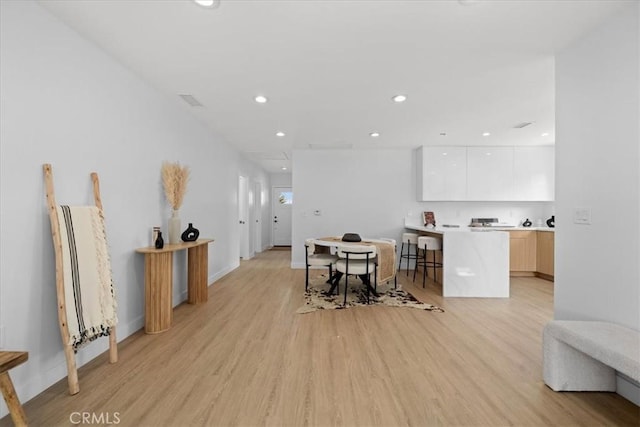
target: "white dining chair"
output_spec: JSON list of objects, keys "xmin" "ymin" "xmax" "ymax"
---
[
  {"xmin": 335, "ymin": 245, "xmax": 377, "ymax": 305},
  {"xmin": 305, "ymin": 239, "xmax": 339, "ymax": 292}
]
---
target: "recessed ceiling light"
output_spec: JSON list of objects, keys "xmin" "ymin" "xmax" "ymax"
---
[
  {"xmin": 442, "ymin": 152, "xmax": 448, "ymax": 156},
  {"xmin": 193, "ymin": 0, "xmax": 220, "ymax": 8},
  {"xmin": 254, "ymin": 95, "xmax": 268, "ymax": 104},
  {"xmin": 370, "ymin": 132, "xmax": 380, "ymax": 137},
  {"xmin": 482, "ymin": 132, "xmax": 491, "ymax": 137},
  {"xmin": 276, "ymin": 131, "xmax": 285, "ymax": 137},
  {"xmin": 541, "ymin": 132, "xmax": 550, "ymax": 137},
  {"xmin": 281, "ymin": 167, "xmax": 287, "ymax": 171},
  {"xmin": 392, "ymin": 95, "xmax": 407, "ymax": 103}
]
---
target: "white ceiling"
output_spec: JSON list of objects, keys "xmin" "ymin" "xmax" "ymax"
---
[{"xmin": 39, "ymin": 0, "xmax": 632, "ymax": 173}]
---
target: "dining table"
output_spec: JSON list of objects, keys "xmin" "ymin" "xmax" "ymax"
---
[{"xmin": 310, "ymin": 237, "xmax": 397, "ymax": 297}]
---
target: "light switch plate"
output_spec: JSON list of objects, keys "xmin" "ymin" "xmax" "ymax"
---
[{"xmin": 573, "ymin": 207, "xmax": 591, "ymax": 224}]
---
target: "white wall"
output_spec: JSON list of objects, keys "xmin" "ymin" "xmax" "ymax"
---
[
  {"xmin": 0, "ymin": 0, "xmax": 270, "ymax": 416},
  {"xmin": 270, "ymin": 173, "xmax": 292, "ymax": 187},
  {"xmin": 555, "ymin": 3, "xmax": 639, "ymax": 329},
  {"xmin": 555, "ymin": 3, "xmax": 639, "ymax": 404},
  {"xmin": 291, "ymin": 148, "xmax": 553, "ymax": 268}
]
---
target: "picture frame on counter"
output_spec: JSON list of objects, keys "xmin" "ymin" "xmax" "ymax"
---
[{"xmin": 423, "ymin": 211, "xmax": 436, "ymax": 228}]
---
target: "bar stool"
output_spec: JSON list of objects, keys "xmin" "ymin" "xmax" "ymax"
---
[
  {"xmin": 414, "ymin": 236, "xmax": 443, "ymax": 287},
  {"xmin": 398, "ymin": 232, "xmax": 419, "ymax": 276}
]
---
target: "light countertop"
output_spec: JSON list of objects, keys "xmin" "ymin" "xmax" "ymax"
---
[
  {"xmin": 404, "ymin": 223, "xmax": 555, "ymax": 234},
  {"xmin": 488, "ymin": 226, "xmax": 555, "ymax": 232},
  {"xmin": 403, "ymin": 220, "xmax": 511, "ymax": 297}
]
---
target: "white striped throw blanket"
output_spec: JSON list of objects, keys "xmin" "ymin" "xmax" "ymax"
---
[{"xmin": 56, "ymin": 206, "xmax": 117, "ymax": 350}]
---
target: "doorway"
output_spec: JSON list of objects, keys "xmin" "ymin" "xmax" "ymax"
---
[
  {"xmin": 239, "ymin": 175, "xmax": 251, "ymax": 259},
  {"xmin": 251, "ymin": 180, "xmax": 262, "ymax": 254},
  {"xmin": 272, "ymin": 186, "xmax": 292, "ymax": 246}
]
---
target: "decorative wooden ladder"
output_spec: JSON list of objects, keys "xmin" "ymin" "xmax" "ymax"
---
[{"xmin": 43, "ymin": 164, "xmax": 118, "ymax": 395}]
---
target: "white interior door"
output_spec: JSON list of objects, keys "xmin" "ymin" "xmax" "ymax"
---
[
  {"xmin": 272, "ymin": 186, "xmax": 292, "ymax": 246},
  {"xmin": 239, "ymin": 175, "xmax": 251, "ymax": 259},
  {"xmin": 252, "ymin": 181, "xmax": 262, "ymax": 253}
]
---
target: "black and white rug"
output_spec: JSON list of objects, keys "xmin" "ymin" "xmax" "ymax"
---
[{"xmin": 296, "ymin": 275, "xmax": 444, "ymax": 314}]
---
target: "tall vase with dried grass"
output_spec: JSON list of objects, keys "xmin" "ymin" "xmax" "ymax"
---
[{"xmin": 161, "ymin": 161, "xmax": 190, "ymax": 244}]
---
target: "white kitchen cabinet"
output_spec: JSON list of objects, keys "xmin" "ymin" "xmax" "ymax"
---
[
  {"xmin": 513, "ymin": 146, "xmax": 555, "ymax": 201},
  {"xmin": 466, "ymin": 147, "xmax": 514, "ymax": 201},
  {"xmin": 417, "ymin": 146, "xmax": 467, "ymax": 201},
  {"xmin": 417, "ymin": 145, "xmax": 554, "ymax": 201}
]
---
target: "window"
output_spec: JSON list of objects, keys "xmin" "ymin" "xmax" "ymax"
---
[{"xmin": 278, "ymin": 191, "xmax": 293, "ymax": 205}]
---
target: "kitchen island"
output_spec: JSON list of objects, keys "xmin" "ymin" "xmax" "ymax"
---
[{"xmin": 405, "ymin": 220, "xmax": 510, "ymax": 298}]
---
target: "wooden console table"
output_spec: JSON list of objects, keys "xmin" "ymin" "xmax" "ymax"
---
[
  {"xmin": 0, "ymin": 351, "xmax": 28, "ymax": 427},
  {"xmin": 136, "ymin": 239, "xmax": 214, "ymax": 334}
]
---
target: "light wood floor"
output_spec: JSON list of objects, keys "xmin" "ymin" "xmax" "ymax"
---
[{"xmin": 4, "ymin": 249, "xmax": 639, "ymax": 426}]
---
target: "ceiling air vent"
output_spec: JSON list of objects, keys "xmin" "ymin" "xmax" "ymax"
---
[
  {"xmin": 513, "ymin": 122, "xmax": 533, "ymax": 129},
  {"xmin": 245, "ymin": 151, "xmax": 288, "ymax": 161},
  {"xmin": 178, "ymin": 94, "xmax": 204, "ymax": 107},
  {"xmin": 308, "ymin": 143, "xmax": 354, "ymax": 150}
]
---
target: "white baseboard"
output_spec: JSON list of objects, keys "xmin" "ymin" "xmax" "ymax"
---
[
  {"xmin": 617, "ymin": 374, "xmax": 640, "ymax": 406},
  {"xmin": 0, "ymin": 315, "xmax": 145, "ymax": 419},
  {"xmin": 179, "ymin": 265, "xmax": 239, "ymax": 305},
  {"xmin": 209, "ymin": 264, "xmax": 237, "ymax": 285},
  {"xmin": 0, "ymin": 261, "xmax": 243, "ymax": 419}
]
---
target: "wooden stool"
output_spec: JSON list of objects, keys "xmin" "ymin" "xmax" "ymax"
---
[{"xmin": 0, "ymin": 351, "xmax": 28, "ymax": 426}]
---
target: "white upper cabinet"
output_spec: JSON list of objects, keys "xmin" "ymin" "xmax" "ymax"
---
[
  {"xmin": 417, "ymin": 146, "xmax": 467, "ymax": 201},
  {"xmin": 466, "ymin": 147, "xmax": 515, "ymax": 201},
  {"xmin": 512, "ymin": 146, "xmax": 555, "ymax": 201},
  {"xmin": 417, "ymin": 145, "xmax": 554, "ymax": 201}
]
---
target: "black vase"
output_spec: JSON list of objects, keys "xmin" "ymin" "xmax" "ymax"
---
[
  {"xmin": 546, "ymin": 215, "xmax": 555, "ymax": 228},
  {"xmin": 181, "ymin": 223, "xmax": 200, "ymax": 242},
  {"xmin": 522, "ymin": 218, "xmax": 532, "ymax": 227},
  {"xmin": 155, "ymin": 231, "xmax": 164, "ymax": 249}
]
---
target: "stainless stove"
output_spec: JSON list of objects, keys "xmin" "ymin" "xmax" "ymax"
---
[{"xmin": 469, "ymin": 217, "xmax": 515, "ymax": 228}]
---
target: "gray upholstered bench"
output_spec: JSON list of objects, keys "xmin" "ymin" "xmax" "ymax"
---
[{"xmin": 543, "ymin": 320, "xmax": 640, "ymax": 391}]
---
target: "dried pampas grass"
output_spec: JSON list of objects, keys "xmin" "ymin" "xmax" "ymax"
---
[{"xmin": 161, "ymin": 161, "xmax": 190, "ymax": 210}]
